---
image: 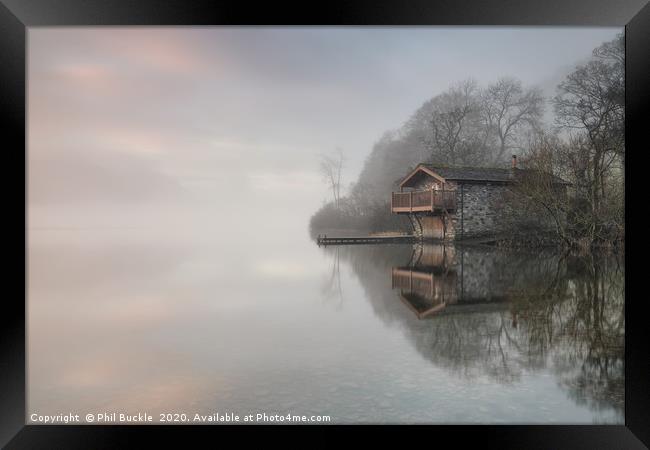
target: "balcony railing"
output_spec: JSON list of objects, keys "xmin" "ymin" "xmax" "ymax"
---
[
  {"xmin": 391, "ymin": 267, "xmax": 457, "ymax": 319},
  {"xmin": 391, "ymin": 189, "xmax": 456, "ymax": 213}
]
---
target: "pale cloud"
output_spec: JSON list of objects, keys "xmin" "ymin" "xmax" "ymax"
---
[
  {"xmin": 102, "ymin": 129, "xmax": 169, "ymax": 155},
  {"xmin": 110, "ymin": 31, "xmax": 207, "ymax": 75},
  {"xmin": 54, "ymin": 63, "xmax": 115, "ymax": 88}
]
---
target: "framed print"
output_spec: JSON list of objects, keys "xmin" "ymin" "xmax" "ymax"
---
[{"xmin": 1, "ymin": 0, "xmax": 648, "ymax": 447}]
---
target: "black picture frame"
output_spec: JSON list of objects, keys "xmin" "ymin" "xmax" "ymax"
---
[{"xmin": 1, "ymin": 0, "xmax": 648, "ymax": 447}]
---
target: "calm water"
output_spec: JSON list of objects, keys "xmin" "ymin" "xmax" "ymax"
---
[{"xmin": 28, "ymin": 228, "xmax": 624, "ymax": 424}]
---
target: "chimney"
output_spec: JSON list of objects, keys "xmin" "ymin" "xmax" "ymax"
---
[{"xmin": 511, "ymin": 155, "xmax": 517, "ymax": 169}]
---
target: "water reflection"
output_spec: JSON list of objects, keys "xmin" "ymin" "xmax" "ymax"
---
[
  {"xmin": 326, "ymin": 243, "xmax": 624, "ymax": 421},
  {"xmin": 29, "ymin": 229, "xmax": 624, "ymax": 423},
  {"xmin": 321, "ymin": 246, "xmax": 344, "ymax": 310}
]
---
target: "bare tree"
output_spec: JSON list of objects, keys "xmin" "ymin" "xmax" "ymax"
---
[
  {"xmin": 552, "ymin": 33, "xmax": 624, "ymax": 242},
  {"xmin": 482, "ymin": 77, "xmax": 544, "ymax": 164},
  {"xmin": 426, "ymin": 79, "xmax": 490, "ymax": 166},
  {"xmin": 517, "ymin": 129, "xmax": 623, "ymax": 248},
  {"xmin": 319, "ymin": 148, "xmax": 345, "ymax": 209},
  {"xmin": 514, "ymin": 131, "xmax": 574, "ymax": 246}
]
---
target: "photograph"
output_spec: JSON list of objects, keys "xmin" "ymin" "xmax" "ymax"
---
[{"xmin": 25, "ymin": 25, "xmax": 626, "ymax": 426}]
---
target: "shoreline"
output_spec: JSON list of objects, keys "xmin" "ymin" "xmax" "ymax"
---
[{"xmin": 311, "ymin": 227, "xmax": 624, "ymax": 252}]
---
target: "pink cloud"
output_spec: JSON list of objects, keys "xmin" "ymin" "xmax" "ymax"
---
[{"xmin": 93, "ymin": 30, "xmax": 207, "ymax": 75}]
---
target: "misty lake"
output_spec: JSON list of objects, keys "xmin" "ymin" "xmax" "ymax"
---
[{"xmin": 28, "ymin": 227, "xmax": 624, "ymax": 424}]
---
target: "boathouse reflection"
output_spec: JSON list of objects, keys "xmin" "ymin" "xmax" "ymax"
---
[
  {"xmin": 391, "ymin": 244, "xmax": 511, "ymax": 319},
  {"xmin": 321, "ymin": 243, "xmax": 624, "ymax": 419},
  {"xmin": 391, "ymin": 245, "xmax": 457, "ymax": 319}
]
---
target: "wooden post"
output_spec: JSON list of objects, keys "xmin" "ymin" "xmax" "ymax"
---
[
  {"xmin": 442, "ymin": 182, "xmax": 445, "ymax": 209},
  {"xmin": 409, "ymin": 191, "xmax": 412, "ymax": 213},
  {"xmin": 460, "ymin": 184, "xmax": 464, "ymax": 240},
  {"xmin": 431, "ymin": 187, "xmax": 434, "ymax": 211}
]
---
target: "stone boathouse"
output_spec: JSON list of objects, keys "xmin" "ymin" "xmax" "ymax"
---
[{"xmin": 390, "ymin": 156, "xmax": 568, "ymax": 241}]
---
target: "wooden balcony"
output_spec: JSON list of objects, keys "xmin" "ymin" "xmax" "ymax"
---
[
  {"xmin": 391, "ymin": 189, "xmax": 456, "ymax": 214},
  {"xmin": 391, "ymin": 267, "xmax": 457, "ymax": 319}
]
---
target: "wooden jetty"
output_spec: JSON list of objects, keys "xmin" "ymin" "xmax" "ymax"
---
[
  {"xmin": 317, "ymin": 234, "xmax": 415, "ymax": 246},
  {"xmin": 316, "ymin": 233, "xmax": 509, "ymax": 247}
]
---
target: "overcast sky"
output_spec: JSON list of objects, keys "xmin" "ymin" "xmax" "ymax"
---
[{"xmin": 28, "ymin": 27, "xmax": 621, "ymax": 233}]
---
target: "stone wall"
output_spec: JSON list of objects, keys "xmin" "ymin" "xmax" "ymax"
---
[
  {"xmin": 406, "ymin": 175, "xmax": 558, "ymax": 241},
  {"xmin": 452, "ymin": 182, "xmax": 513, "ymax": 239},
  {"xmin": 414, "ymin": 182, "xmax": 557, "ymax": 241}
]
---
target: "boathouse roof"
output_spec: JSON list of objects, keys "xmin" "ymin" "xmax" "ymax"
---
[{"xmin": 399, "ymin": 163, "xmax": 569, "ymax": 188}]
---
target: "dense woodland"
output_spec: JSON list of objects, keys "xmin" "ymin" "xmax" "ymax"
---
[{"xmin": 310, "ymin": 34, "xmax": 624, "ymax": 248}]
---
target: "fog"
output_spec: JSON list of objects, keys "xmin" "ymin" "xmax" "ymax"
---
[
  {"xmin": 28, "ymin": 27, "xmax": 620, "ymax": 236},
  {"xmin": 27, "ymin": 27, "xmax": 623, "ymax": 423}
]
